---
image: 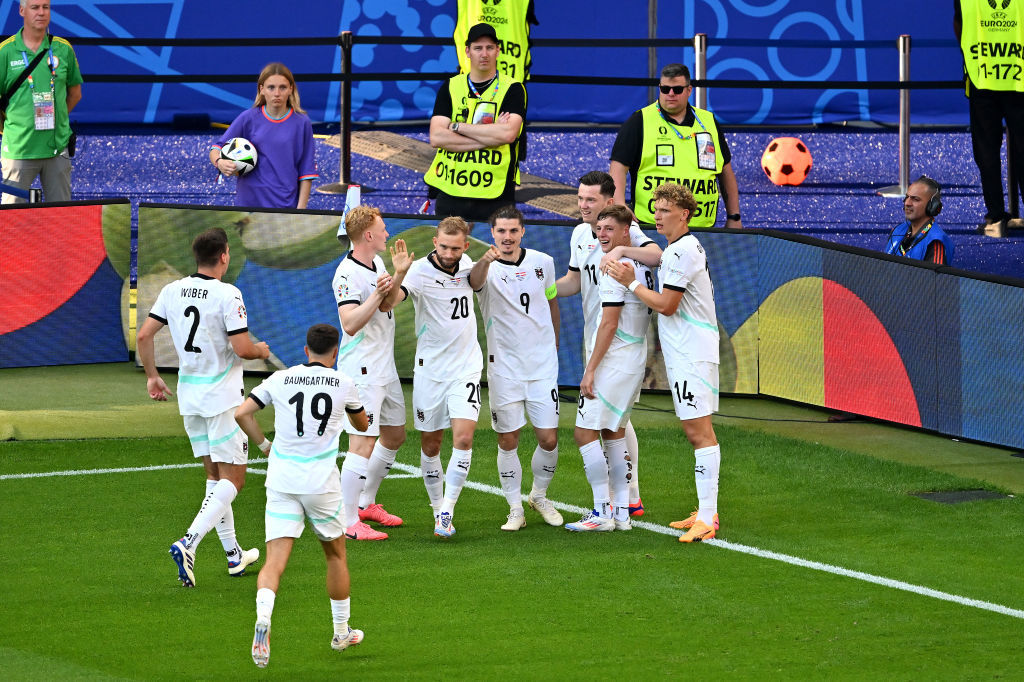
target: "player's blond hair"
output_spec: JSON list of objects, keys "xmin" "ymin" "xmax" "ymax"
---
[
  {"xmin": 652, "ymin": 183, "xmax": 698, "ymax": 217},
  {"xmin": 345, "ymin": 205, "xmax": 382, "ymax": 241},
  {"xmin": 437, "ymin": 216, "xmax": 471, "ymax": 238}
]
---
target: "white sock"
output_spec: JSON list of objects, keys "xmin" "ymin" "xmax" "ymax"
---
[
  {"xmin": 330, "ymin": 597, "xmax": 351, "ymax": 636},
  {"xmin": 694, "ymin": 445, "xmax": 721, "ymax": 525},
  {"xmin": 420, "ymin": 452, "xmax": 445, "ymax": 513},
  {"xmin": 207, "ymin": 479, "xmax": 242, "ymax": 560},
  {"xmin": 579, "ymin": 440, "xmax": 610, "ymax": 513},
  {"xmin": 496, "ymin": 447, "xmax": 523, "ymax": 510},
  {"xmin": 340, "ymin": 453, "xmax": 367, "ymax": 528},
  {"xmin": 184, "ymin": 479, "xmax": 237, "ymax": 550},
  {"xmin": 256, "ymin": 587, "xmax": 276, "ymax": 622},
  {"xmin": 624, "ymin": 420, "xmax": 641, "ymax": 505},
  {"xmin": 359, "ymin": 442, "xmax": 398, "ymax": 508},
  {"xmin": 604, "ymin": 437, "xmax": 630, "ymax": 520},
  {"xmin": 529, "ymin": 445, "xmax": 557, "ymax": 497},
  {"xmin": 443, "ymin": 448, "xmax": 472, "ymax": 507}
]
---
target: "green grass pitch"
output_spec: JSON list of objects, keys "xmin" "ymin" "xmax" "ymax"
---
[{"xmin": 1, "ymin": 364, "xmax": 1023, "ymax": 679}]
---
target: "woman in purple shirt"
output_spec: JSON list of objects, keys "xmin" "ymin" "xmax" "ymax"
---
[{"xmin": 210, "ymin": 63, "xmax": 318, "ymax": 209}]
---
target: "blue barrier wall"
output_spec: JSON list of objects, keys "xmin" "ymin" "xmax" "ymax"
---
[
  {"xmin": 1, "ymin": 0, "xmax": 966, "ymax": 126},
  {"xmin": 134, "ymin": 206, "xmax": 1024, "ymax": 450}
]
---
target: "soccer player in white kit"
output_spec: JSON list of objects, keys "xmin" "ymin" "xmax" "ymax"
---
[
  {"xmin": 468, "ymin": 206, "xmax": 563, "ymax": 531},
  {"xmin": 234, "ymin": 324, "xmax": 369, "ymax": 667},
  {"xmin": 606, "ymin": 183, "xmax": 722, "ymax": 543},
  {"xmin": 566, "ymin": 205, "xmax": 654, "ymax": 532},
  {"xmin": 137, "ymin": 227, "xmax": 271, "ymax": 587},
  {"xmin": 403, "ymin": 216, "xmax": 483, "ymax": 537},
  {"xmin": 555, "ymin": 171, "xmax": 661, "ymax": 516},
  {"xmin": 332, "ymin": 205, "xmax": 413, "ymax": 540}
]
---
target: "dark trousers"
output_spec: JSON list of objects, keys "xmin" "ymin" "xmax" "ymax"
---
[
  {"xmin": 969, "ymin": 88, "xmax": 1024, "ymax": 221},
  {"xmin": 434, "ymin": 191, "xmax": 514, "ymax": 223}
]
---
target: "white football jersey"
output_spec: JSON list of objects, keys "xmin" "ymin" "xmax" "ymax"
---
[
  {"xmin": 659, "ymin": 233, "xmax": 719, "ymax": 366},
  {"xmin": 332, "ymin": 251, "xmax": 400, "ymax": 385},
  {"xmin": 149, "ymin": 274, "xmax": 247, "ymax": 417},
  {"xmin": 568, "ymin": 220, "xmax": 655, "ymax": 345},
  {"xmin": 403, "ymin": 252, "xmax": 483, "ymax": 381},
  {"xmin": 476, "ymin": 248, "xmax": 558, "ymax": 381},
  {"xmin": 250, "ymin": 362, "xmax": 363, "ymax": 495},
  {"xmin": 595, "ymin": 258, "xmax": 652, "ymax": 374}
]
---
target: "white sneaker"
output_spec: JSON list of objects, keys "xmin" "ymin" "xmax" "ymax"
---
[
  {"xmin": 528, "ymin": 494, "xmax": 564, "ymax": 526},
  {"xmin": 614, "ymin": 517, "xmax": 632, "ymax": 531},
  {"xmin": 228, "ymin": 547, "xmax": 260, "ymax": 576},
  {"xmin": 565, "ymin": 509, "xmax": 615, "ymax": 532},
  {"xmin": 500, "ymin": 508, "xmax": 526, "ymax": 531},
  {"xmin": 252, "ymin": 618, "xmax": 271, "ymax": 668},
  {"xmin": 331, "ymin": 626, "xmax": 364, "ymax": 651}
]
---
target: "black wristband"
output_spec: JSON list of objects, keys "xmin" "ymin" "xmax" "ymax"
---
[{"xmin": 727, "ymin": 213, "xmax": 741, "ymax": 221}]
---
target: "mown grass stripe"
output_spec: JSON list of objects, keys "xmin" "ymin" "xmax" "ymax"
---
[{"xmin": 3, "ymin": 458, "xmax": 1022, "ymax": 621}]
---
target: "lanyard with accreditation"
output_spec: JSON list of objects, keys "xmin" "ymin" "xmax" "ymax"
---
[
  {"xmin": 22, "ymin": 39, "xmax": 57, "ymax": 131},
  {"xmin": 658, "ymin": 106, "xmax": 717, "ymax": 171},
  {"xmin": 0, "ymin": 35, "xmax": 50, "ymax": 125}
]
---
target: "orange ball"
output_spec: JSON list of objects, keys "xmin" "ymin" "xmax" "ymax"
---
[{"xmin": 761, "ymin": 137, "xmax": 812, "ymax": 186}]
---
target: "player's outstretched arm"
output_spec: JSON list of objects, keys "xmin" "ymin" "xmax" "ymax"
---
[
  {"xmin": 230, "ymin": 333, "xmax": 271, "ymax": 360},
  {"xmin": 235, "ymin": 397, "xmax": 272, "ymax": 455},
  {"xmin": 469, "ymin": 245, "xmax": 500, "ymax": 290},
  {"xmin": 137, "ymin": 317, "xmax": 173, "ymax": 401},
  {"xmin": 555, "ymin": 269, "xmax": 581, "ymax": 297},
  {"xmin": 380, "ymin": 239, "xmax": 413, "ymax": 312}
]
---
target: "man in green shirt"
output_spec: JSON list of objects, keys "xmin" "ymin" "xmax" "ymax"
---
[{"xmin": 0, "ymin": 0, "xmax": 83, "ymax": 203}]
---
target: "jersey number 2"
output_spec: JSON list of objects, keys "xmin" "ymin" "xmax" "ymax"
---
[{"xmin": 183, "ymin": 306, "xmax": 202, "ymax": 353}]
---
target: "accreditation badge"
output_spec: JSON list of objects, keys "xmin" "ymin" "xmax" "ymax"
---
[
  {"xmin": 695, "ymin": 132, "xmax": 716, "ymax": 171},
  {"xmin": 33, "ymin": 90, "xmax": 55, "ymax": 131},
  {"xmin": 472, "ymin": 100, "xmax": 496, "ymax": 125},
  {"xmin": 655, "ymin": 144, "xmax": 674, "ymax": 167}
]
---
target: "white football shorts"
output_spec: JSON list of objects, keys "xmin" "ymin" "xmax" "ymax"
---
[
  {"xmin": 665, "ymin": 361, "xmax": 719, "ymax": 420},
  {"xmin": 487, "ymin": 372, "xmax": 560, "ymax": 432},
  {"xmin": 183, "ymin": 408, "xmax": 248, "ymax": 465},
  {"xmin": 575, "ymin": 364, "xmax": 643, "ymax": 432},
  {"xmin": 412, "ymin": 370, "xmax": 483, "ymax": 432},
  {"xmin": 264, "ymin": 487, "xmax": 346, "ymax": 542},
  {"xmin": 344, "ymin": 378, "xmax": 406, "ymax": 436}
]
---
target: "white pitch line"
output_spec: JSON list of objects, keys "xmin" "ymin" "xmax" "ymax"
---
[{"xmin": 3, "ymin": 458, "xmax": 1022, "ymax": 620}]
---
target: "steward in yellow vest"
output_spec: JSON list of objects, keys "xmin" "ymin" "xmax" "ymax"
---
[
  {"xmin": 955, "ymin": 0, "xmax": 1024, "ymax": 232},
  {"xmin": 426, "ymin": 23, "xmax": 526, "ymax": 222},
  {"xmin": 609, "ymin": 64, "xmax": 742, "ymax": 229},
  {"xmin": 454, "ymin": 0, "xmax": 537, "ymax": 82}
]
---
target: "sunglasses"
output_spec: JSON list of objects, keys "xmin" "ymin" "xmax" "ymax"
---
[{"xmin": 659, "ymin": 84, "xmax": 690, "ymax": 95}]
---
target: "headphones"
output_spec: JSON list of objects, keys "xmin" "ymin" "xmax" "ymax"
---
[{"xmin": 916, "ymin": 175, "xmax": 943, "ymax": 217}]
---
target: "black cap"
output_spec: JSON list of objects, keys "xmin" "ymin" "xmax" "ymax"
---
[{"xmin": 465, "ymin": 23, "xmax": 498, "ymax": 45}]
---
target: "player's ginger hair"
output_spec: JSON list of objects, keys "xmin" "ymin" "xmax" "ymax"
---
[
  {"xmin": 437, "ymin": 215, "xmax": 471, "ymax": 238},
  {"xmin": 344, "ymin": 205, "xmax": 382, "ymax": 242},
  {"xmin": 652, "ymin": 183, "xmax": 698, "ymax": 217}
]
